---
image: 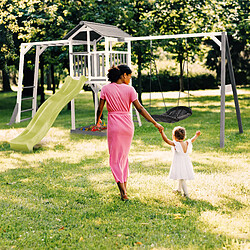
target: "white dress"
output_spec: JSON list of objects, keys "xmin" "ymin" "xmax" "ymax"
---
[{"xmin": 169, "ymin": 139, "xmax": 195, "ymax": 180}]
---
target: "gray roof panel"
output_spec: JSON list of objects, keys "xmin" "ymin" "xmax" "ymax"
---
[{"xmin": 63, "ymin": 21, "xmax": 131, "ymax": 41}]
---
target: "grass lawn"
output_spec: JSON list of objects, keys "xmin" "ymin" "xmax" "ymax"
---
[{"xmin": 0, "ymin": 87, "xmax": 249, "ymax": 249}]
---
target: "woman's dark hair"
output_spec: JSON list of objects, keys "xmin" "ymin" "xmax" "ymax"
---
[{"xmin": 107, "ymin": 64, "xmax": 132, "ymax": 82}]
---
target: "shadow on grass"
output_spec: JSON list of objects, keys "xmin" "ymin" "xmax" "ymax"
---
[
  {"xmin": 219, "ymin": 195, "xmax": 247, "ymax": 212},
  {"xmin": 0, "ymin": 151, "xmax": 248, "ymax": 249},
  {"xmin": 0, "ymin": 161, "xmax": 246, "ymax": 249},
  {"xmin": 181, "ymin": 198, "xmax": 219, "ymax": 212}
]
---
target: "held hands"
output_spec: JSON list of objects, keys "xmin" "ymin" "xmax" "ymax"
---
[{"xmin": 154, "ymin": 122, "xmax": 164, "ymax": 133}]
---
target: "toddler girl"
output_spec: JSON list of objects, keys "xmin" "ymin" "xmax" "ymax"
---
[{"xmin": 160, "ymin": 126, "xmax": 201, "ymax": 198}]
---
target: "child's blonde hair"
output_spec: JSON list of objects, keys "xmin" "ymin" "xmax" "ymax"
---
[{"xmin": 173, "ymin": 126, "xmax": 186, "ymax": 140}]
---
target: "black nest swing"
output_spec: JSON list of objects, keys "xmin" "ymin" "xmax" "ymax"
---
[
  {"xmin": 152, "ymin": 106, "xmax": 192, "ymax": 123},
  {"xmin": 148, "ymin": 40, "xmax": 192, "ymax": 123}
]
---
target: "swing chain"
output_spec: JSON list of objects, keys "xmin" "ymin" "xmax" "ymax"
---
[{"xmin": 150, "ymin": 40, "xmax": 168, "ymax": 111}]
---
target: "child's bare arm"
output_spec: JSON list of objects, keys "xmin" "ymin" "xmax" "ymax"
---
[
  {"xmin": 191, "ymin": 131, "xmax": 201, "ymax": 143},
  {"xmin": 160, "ymin": 130, "xmax": 175, "ymax": 146}
]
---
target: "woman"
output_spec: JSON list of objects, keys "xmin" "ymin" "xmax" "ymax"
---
[{"xmin": 96, "ymin": 65, "xmax": 163, "ymax": 201}]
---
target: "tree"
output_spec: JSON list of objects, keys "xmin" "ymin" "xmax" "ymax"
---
[
  {"xmin": 0, "ymin": 0, "xmax": 99, "ymax": 97},
  {"xmin": 117, "ymin": 0, "xmax": 155, "ymax": 103},
  {"xmin": 152, "ymin": 0, "xmax": 208, "ymax": 91},
  {"xmin": 0, "ymin": 22, "xmax": 17, "ymax": 92},
  {"xmin": 204, "ymin": 0, "xmax": 250, "ymax": 85}
]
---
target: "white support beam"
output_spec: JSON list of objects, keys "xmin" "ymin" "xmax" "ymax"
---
[
  {"xmin": 123, "ymin": 32, "xmax": 223, "ymax": 42},
  {"xmin": 32, "ymin": 45, "xmax": 48, "ymax": 117},
  {"xmin": 127, "ymin": 41, "xmax": 131, "ymax": 67},
  {"xmin": 69, "ymin": 40, "xmax": 74, "ymax": 77},
  {"xmin": 93, "ymin": 40, "xmax": 97, "ymax": 77},
  {"xmin": 89, "ymin": 84, "xmax": 102, "ymax": 124},
  {"xmin": 22, "ymin": 40, "xmax": 69, "ymax": 47},
  {"xmin": 105, "ymin": 37, "xmax": 110, "ymax": 74},
  {"xmin": 16, "ymin": 44, "xmax": 33, "ymax": 123},
  {"xmin": 220, "ymin": 32, "xmax": 226, "ymax": 148},
  {"xmin": 69, "ymin": 39, "xmax": 76, "ymax": 130},
  {"xmin": 127, "ymin": 40, "xmax": 142, "ymax": 126},
  {"xmin": 71, "ymin": 99, "xmax": 76, "ymax": 130},
  {"xmin": 210, "ymin": 35, "xmax": 221, "ymax": 49}
]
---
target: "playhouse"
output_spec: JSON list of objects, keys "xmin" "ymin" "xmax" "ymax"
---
[
  {"xmin": 9, "ymin": 21, "xmax": 243, "ymax": 148},
  {"xmin": 9, "ymin": 21, "xmax": 142, "ymax": 131}
]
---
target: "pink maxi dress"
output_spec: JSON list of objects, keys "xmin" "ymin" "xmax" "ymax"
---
[{"xmin": 100, "ymin": 82, "xmax": 138, "ymax": 183}]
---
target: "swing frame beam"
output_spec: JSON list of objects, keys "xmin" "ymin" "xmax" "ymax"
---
[{"xmin": 122, "ymin": 31, "xmax": 243, "ymax": 148}]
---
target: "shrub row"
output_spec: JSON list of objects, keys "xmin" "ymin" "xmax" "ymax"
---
[{"xmin": 132, "ymin": 72, "xmax": 218, "ymax": 92}]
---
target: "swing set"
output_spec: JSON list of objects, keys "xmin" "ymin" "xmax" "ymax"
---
[
  {"xmin": 122, "ymin": 31, "xmax": 243, "ymax": 147},
  {"xmin": 149, "ymin": 40, "xmax": 192, "ymax": 123}
]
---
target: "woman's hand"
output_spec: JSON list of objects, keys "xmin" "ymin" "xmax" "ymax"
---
[
  {"xmin": 154, "ymin": 122, "xmax": 164, "ymax": 133},
  {"xmin": 96, "ymin": 119, "xmax": 102, "ymax": 127}
]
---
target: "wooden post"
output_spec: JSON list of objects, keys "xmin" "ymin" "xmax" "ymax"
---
[
  {"xmin": 225, "ymin": 36, "xmax": 243, "ymax": 134},
  {"xmin": 220, "ymin": 32, "xmax": 226, "ymax": 148},
  {"xmin": 16, "ymin": 44, "xmax": 33, "ymax": 123},
  {"xmin": 69, "ymin": 40, "xmax": 75, "ymax": 130},
  {"xmin": 33, "ymin": 45, "xmax": 47, "ymax": 117}
]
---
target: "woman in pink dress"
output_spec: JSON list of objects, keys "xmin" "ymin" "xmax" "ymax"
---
[{"xmin": 96, "ymin": 65, "xmax": 163, "ymax": 201}]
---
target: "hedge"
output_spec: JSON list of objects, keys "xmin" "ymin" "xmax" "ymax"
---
[{"xmin": 132, "ymin": 71, "xmax": 218, "ymax": 92}]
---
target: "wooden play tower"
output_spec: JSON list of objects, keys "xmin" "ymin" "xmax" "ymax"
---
[{"xmin": 9, "ymin": 21, "xmax": 141, "ymax": 131}]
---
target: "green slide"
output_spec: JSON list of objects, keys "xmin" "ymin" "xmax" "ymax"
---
[{"xmin": 10, "ymin": 75, "xmax": 87, "ymax": 152}]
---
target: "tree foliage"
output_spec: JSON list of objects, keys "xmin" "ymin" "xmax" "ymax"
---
[{"xmin": 0, "ymin": 0, "xmax": 249, "ymax": 93}]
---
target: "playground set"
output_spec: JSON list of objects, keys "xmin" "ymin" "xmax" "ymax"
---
[{"xmin": 9, "ymin": 21, "xmax": 243, "ymax": 151}]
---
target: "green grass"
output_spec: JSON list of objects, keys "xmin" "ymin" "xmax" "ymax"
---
[{"xmin": 0, "ymin": 88, "xmax": 249, "ymax": 249}]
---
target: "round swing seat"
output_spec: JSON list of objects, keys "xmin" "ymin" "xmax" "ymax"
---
[
  {"xmin": 151, "ymin": 106, "xmax": 192, "ymax": 123},
  {"xmin": 165, "ymin": 106, "xmax": 192, "ymax": 121}
]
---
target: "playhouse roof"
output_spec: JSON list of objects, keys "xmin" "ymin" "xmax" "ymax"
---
[{"xmin": 63, "ymin": 21, "xmax": 131, "ymax": 41}]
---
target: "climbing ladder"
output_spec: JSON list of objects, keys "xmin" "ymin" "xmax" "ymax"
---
[{"xmin": 9, "ymin": 44, "xmax": 46, "ymax": 125}]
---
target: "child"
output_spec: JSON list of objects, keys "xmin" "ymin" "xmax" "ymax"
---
[{"xmin": 160, "ymin": 126, "xmax": 201, "ymax": 198}]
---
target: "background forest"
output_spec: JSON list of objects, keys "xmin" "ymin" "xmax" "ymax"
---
[{"xmin": 0, "ymin": 0, "xmax": 249, "ymax": 104}]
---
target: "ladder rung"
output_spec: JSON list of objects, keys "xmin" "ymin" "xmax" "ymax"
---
[
  {"xmin": 21, "ymin": 108, "xmax": 33, "ymax": 113},
  {"xmin": 23, "ymin": 86, "xmax": 35, "ymax": 89},
  {"xmin": 22, "ymin": 97, "xmax": 34, "ymax": 101},
  {"xmin": 20, "ymin": 117, "xmax": 32, "ymax": 122}
]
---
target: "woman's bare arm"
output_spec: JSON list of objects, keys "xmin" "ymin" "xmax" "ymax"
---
[
  {"xmin": 96, "ymin": 98, "xmax": 106, "ymax": 126},
  {"xmin": 133, "ymin": 99, "xmax": 163, "ymax": 132}
]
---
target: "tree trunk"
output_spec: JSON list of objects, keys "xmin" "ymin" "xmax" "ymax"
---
[
  {"xmin": 46, "ymin": 65, "xmax": 52, "ymax": 90},
  {"xmin": 2, "ymin": 63, "xmax": 12, "ymax": 92},
  {"xmin": 51, "ymin": 64, "xmax": 55, "ymax": 94}
]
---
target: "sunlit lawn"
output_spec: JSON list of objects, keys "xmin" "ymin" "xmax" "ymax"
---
[{"xmin": 0, "ymin": 88, "xmax": 249, "ymax": 249}]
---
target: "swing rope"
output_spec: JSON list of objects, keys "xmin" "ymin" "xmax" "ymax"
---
[
  {"xmin": 149, "ymin": 40, "xmax": 167, "ymax": 111},
  {"xmin": 148, "ymin": 39, "xmax": 192, "ymax": 123},
  {"xmin": 177, "ymin": 39, "xmax": 190, "ymax": 107}
]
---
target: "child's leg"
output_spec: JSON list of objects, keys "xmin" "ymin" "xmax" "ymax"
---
[
  {"xmin": 178, "ymin": 180, "xmax": 182, "ymax": 192},
  {"xmin": 173, "ymin": 180, "xmax": 182, "ymax": 194},
  {"xmin": 180, "ymin": 179, "xmax": 189, "ymax": 197}
]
